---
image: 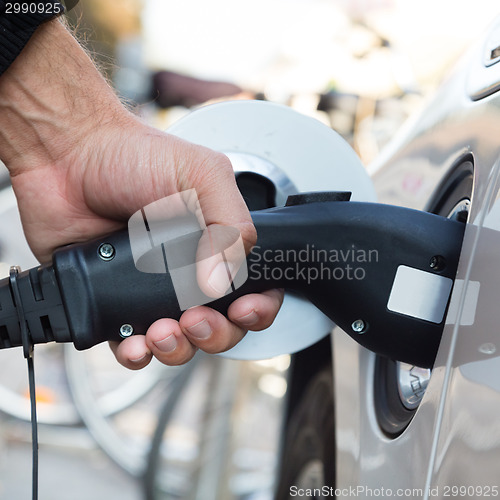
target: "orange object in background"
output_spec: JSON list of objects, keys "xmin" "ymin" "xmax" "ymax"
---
[{"xmin": 24, "ymin": 386, "xmax": 57, "ymax": 405}]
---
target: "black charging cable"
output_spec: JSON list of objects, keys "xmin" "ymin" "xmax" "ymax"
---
[{"xmin": 9, "ymin": 267, "xmax": 38, "ymax": 500}]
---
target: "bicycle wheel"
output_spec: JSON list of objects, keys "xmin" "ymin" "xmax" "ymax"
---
[
  {"xmin": 144, "ymin": 355, "xmax": 288, "ymax": 500},
  {"xmin": 64, "ymin": 343, "xmax": 183, "ymax": 477},
  {"xmin": 275, "ymin": 366, "xmax": 335, "ymax": 499},
  {"xmin": 0, "ymin": 184, "xmax": 180, "ymax": 430},
  {"xmin": 0, "ymin": 185, "xmax": 80, "ymax": 425}
]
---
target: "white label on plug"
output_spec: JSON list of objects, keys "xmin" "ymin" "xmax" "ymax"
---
[{"xmin": 387, "ymin": 265, "xmax": 453, "ymax": 324}]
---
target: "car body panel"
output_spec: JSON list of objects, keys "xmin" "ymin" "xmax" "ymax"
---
[{"xmin": 334, "ymin": 16, "xmax": 500, "ymax": 495}]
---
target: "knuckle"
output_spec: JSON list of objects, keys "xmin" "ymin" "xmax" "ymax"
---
[
  {"xmin": 198, "ymin": 149, "xmax": 231, "ymax": 174},
  {"xmin": 211, "ymin": 151, "xmax": 233, "ymax": 174},
  {"xmin": 240, "ymin": 220, "xmax": 257, "ymax": 249}
]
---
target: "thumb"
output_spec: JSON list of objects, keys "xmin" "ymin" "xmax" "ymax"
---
[
  {"xmin": 185, "ymin": 149, "xmax": 257, "ymax": 250},
  {"xmin": 179, "ymin": 150, "xmax": 256, "ymax": 298},
  {"xmin": 195, "ymin": 223, "xmax": 248, "ymax": 298}
]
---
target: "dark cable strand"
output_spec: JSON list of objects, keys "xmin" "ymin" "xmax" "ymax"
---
[
  {"xmin": 28, "ymin": 353, "xmax": 38, "ymax": 500},
  {"xmin": 9, "ymin": 267, "xmax": 38, "ymax": 500}
]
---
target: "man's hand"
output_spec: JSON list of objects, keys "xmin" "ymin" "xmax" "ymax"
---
[{"xmin": 0, "ymin": 19, "xmax": 283, "ymax": 368}]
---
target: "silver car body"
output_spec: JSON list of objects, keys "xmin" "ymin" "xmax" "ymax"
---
[{"xmin": 334, "ymin": 15, "xmax": 500, "ymax": 497}]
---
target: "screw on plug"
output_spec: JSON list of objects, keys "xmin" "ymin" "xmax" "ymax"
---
[
  {"xmin": 98, "ymin": 243, "xmax": 115, "ymax": 261},
  {"xmin": 119, "ymin": 324, "xmax": 134, "ymax": 338},
  {"xmin": 429, "ymin": 255, "xmax": 445, "ymax": 271},
  {"xmin": 351, "ymin": 319, "xmax": 366, "ymax": 334}
]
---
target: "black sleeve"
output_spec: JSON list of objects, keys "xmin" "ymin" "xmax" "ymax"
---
[{"xmin": 0, "ymin": 1, "xmax": 64, "ymax": 76}]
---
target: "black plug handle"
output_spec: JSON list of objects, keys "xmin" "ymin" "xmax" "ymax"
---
[{"xmin": 0, "ymin": 196, "xmax": 465, "ymax": 367}]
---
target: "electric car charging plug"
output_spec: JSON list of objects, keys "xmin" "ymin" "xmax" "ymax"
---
[{"xmin": 0, "ymin": 192, "xmax": 465, "ymax": 368}]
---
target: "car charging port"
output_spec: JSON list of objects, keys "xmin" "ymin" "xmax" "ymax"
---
[{"xmin": 375, "ymin": 156, "xmax": 473, "ymax": 437}]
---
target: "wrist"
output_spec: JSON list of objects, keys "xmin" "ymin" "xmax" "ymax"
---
[{"xmin": 0, "ymin": 18, "xmax": 130, "ymax": 175}]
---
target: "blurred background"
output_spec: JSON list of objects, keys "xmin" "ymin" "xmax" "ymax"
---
[{"xmin": 1, "ymin": 0, "xmax": 500, "ymax": 499}]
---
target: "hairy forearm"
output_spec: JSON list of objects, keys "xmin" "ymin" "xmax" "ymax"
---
[{"xmin": 0, "ymin": 18, "xmax": 129, "ymax": 174}]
